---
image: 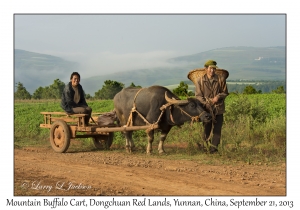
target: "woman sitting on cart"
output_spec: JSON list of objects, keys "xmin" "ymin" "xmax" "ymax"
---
[{"xmin": 60, "ymin": 72, "xmax": 92, "ymax": 125}]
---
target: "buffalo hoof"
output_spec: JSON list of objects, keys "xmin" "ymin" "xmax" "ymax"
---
[
  {"xmin": 158, "ymin": 150, "xmax": 166, "ymax": 155},
  {"xmin": 146, "ymin": 149, "xmax": 153, "ymax": 155},
  {"xmin": 126, "ymin": 145, "xmax": 137, "ymax": 153}
]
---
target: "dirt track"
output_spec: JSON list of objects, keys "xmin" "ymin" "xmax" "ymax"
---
[{"xmin": 14, "ymin": 145, "xmax": 286, "ymax": 196}]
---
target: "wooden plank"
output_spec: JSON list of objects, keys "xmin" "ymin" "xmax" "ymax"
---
[
  {"xmin": 76, "ymin": 124, "xmax": 159, "ymax": 132},
  {"xmin": 75, "ymin": 133, "xmax": 110, "ymax": 138},
  {"xmin": 40, "ymin": 112, "xmax": 67, "ymax": 115},
  {"xmin": 40, "ymin": 112, "xmax": 87, "ymax": 117},
  {"xmin": 40, "ymin": 123, "xmax": 78, "ymax": 129},
  {"xmin": 40, "ymin": 124, "xmax": 51, "ymax": 129},
  {"xmin": 51, "ymin": 118, "xmax": 79, "ymax": 123},
  {"xmin": 40, "ymin": 123, "xmax": 159, "ymax": 132},
  {"xmin": 40, "ymin": 111, "xmax": 108, "ymax": 116}
]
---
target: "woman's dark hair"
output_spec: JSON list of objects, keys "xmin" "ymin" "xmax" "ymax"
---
[{"xmin": 70, "ymin": 72, "xmax": 80, "ymax": 80}]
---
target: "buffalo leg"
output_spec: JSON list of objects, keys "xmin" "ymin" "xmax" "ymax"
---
[
  {"xmin": 146, "ymin": 129, "xmax": 154, "ymax": 154},
  {"xmin": 158, "ymin": 127, "xmax": 171, "ymax": 154},
  {"xmin": 124, "ymin": 131, "xmax": 135, "ymax": 153}
]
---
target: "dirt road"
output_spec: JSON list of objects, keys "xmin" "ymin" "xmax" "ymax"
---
[{"xmin": 14, "ymin": 146, "xmax": 286, "ymax": 196}]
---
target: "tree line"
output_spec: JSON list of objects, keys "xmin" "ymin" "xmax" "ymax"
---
[
  {"xmin": 14, "ymin": 79, "xmax": 285, "ymax": 100},
  {"xmin": 14, "ymin": 79, "xmax": 141, "ymax": 100}
]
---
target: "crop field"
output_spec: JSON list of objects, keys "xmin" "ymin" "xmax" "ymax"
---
[{"xmin": 14, "ymin": 93, "xmax": 286, "ymax": 163}]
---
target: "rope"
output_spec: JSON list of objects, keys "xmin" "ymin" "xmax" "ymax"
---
[
  {"xmin": 125, "ymin": 89, "xmax": 206, "ymax": 131},
  {"xmin": 175, "ymin": 105, "xmax": 206, "ymax": 126},
  {"xmin": 126, "ymin": 88, "xmax": 167, "ymax": 129},
  {"xmin": 204, "ymin": 97, "xmax": 217, "ymax": 123},
  {"xmin": 133, "ymin": 88, "xmax": 144, "ymax": 105}
]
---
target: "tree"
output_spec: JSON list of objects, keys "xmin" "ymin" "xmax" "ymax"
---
[
  {"xmin": 243, "ymin": 85, "xmax": 260, "ymax": 94},
  {"xmin": 85, "ymin": 93, "xmax": 92, "ymax": 99},
  {"xmin": 32, "ymin": 87, "xmax": 44, "ymax": 99},
  {"xmin": 32, "ymin": 79, "xmax": 65, "ymax": 99},
  {"xmin": 128, "ymin": 82, "xmax": 142, "ymax": 88},
  {"xmin": 48, "ymin": 79, "xmax": 65, "ymax": 99},
  {"xmin": 14, "ymin": 82, "xmax": 31, "ymax": 99},
  {"xmin": 94, "ymin": 80, "xmax": 124, "ymax": 99},
  {"xmin": 272, "ymin": 86, "xmax": 285, "ymax": 94},
  {"xmin": 172, "ymin": 81, "xmax": 194, "ymax": 96}
]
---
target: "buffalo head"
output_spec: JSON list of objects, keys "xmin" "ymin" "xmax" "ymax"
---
[{"xmin": 165, "ymin": 92, "xmax": 211, "ymax": 123}]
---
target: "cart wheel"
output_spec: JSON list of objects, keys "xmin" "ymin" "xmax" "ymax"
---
[
  {"xmin": 93, "ymin": 133, "xmax": 114, "ymax": 150},
  {"xmin": 50, "ymin": 120, "xmax": 71, "ymax": 153}
]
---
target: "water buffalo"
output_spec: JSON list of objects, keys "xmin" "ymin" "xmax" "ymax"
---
[{"xmin": 113, "ymin": 85, "xmax": 211, "ymax": 154}]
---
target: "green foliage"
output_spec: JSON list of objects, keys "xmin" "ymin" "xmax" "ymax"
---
[
  {"xmin": 221, "ymin": 80, "xmax": 286, "ymax": 94},
  {"xmin": 32, "ymin": 79, "xmax": 65, "ymax": 99},
  {"xmin": 14, "ymin": 101, "xmax": 61, "ymax": 146},
  {"xmin": 49, "ymin": 79, "xmax": 66, "ymax": 98},
  {"xmin": 243, "ymin": 85, "xmax": 261, "ymax": 94},
  {"xmin": 221, "ymin": 115, "xmax": 286, "ymax": 163},
  {"xmin": 225, "ymin": 93, "xmax": 285, "ymax": 122},
  {"xmin": 87, "ymin": 100, "xmax": 115, "ymax": 112},
  {"xmin": 14, "ymin": 82, "xmax": 32, "ymax": 100},
  {"xmin": 128, "ymin": 82, "xmax": 142, "ymax": 88},
  {"xmin": 272, "ymin": 85, "xmax": 285, "ymax": 94},
  {"xmin": 185, "ymin": 80, "xmax": 286, "ymax": 94},
  {"xmin": 14, "ymin": 93, "xmax": 286, "ymax": 163},
  {"xmin": 172, "ymin": 81, "xmax": 194, "ymax": 96},
  {"xmin": 225, "ymin": 94, "xmax": 268, "ymax": 128},
  {"xmin": 85, "ymin": 93, "xmax": 92, "ymax": 99},
  {"xmin": 32, "ymin": 87, "xmax": 43, "ymax": 99},
  {"xmin": 94, "ymin": 80, "xmax": 124, "ymax": 99}
]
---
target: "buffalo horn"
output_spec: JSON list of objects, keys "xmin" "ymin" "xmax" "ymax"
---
[{"xmin": 165, "ymin": 92, "xmax": 189, "ymax": 105}]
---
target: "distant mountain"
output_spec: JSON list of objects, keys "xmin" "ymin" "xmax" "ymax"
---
[
  {"xmin": 14, "ymin": 49, "xmax": 80, "ymax": 93},
  {"xmin": 168, "ymin": 46, "xmax": 285, "ymax": 80},
  {"xmin": 83, "ymin": 46, "xmax": 285, "ymax": 94},
  {"xmin": 14, "ymin": 47, "xmax": 285, "ymax": 95}
]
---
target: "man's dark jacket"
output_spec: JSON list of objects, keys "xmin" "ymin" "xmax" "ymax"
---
[
  {"xmin": 60, "ymin": 82, "xmax": 88, "ymax": 113},
  {"xmin": 195, "ymin": 74, "xmax": 228, "ymax": 115}
]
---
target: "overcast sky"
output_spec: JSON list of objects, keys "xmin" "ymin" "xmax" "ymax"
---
[{"xmin": 14, "ymin": 14, "xmax": 286, "ymax": 77}]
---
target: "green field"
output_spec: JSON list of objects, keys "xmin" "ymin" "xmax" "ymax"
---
[{"xmin": 14, "ymin": 93, "xmax": 286, "ymax": 164}]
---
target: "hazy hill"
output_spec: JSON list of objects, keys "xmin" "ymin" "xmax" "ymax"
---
[
  {"xmin": 169, "ymin": 46, "xmax": 285, "ymax": 79},
  {"xmin": 14, "ymin": 47, "xmax": 285, "ymax": 95},
  {"xmin": 14, "ymin": 49, "xmax": 80, "ymax": 93},
  {"xmin": 83, "ymin": 46, "xmax": 285, "ymax": 94}
]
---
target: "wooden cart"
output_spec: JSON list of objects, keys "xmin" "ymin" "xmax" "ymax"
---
[{"xmin": 40, "ymin": 112, "xmax": 158, "ymax": 153}]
